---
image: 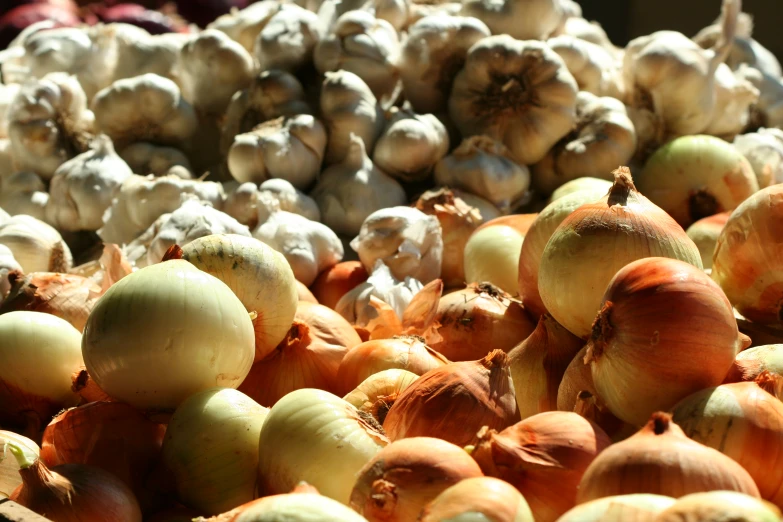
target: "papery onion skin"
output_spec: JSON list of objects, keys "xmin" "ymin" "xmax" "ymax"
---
[
  {"xmin": 296, "ymin": 280, "xmax": 318, "ymax": 303},
  {"xmin": 311, "ymin": 261, "xmax": 369, "ymax": 310},
  {"xmin": 418, "ymin": 476, "xmax": 534, "ymax": 522},
  {"xmin": 349, "ymin": 437, "xmax": 483, "ymax": 522},
  {"xmin": 549, "ymin": 177, "xmax": 612, "ymax": 202},
  {"xmin": 577, "ymin": 412, "xmax": 761, "ymax": 503},
  {"xmin": 556, "ymin": 494, "xmax": 676, "ymax": 522},
  {"xmin": 686, "ymin": 212, "xmax": 731, "ymax": 270},
  {"xmin": 0, "ymin": 431, "xmax": 39, "ymax": 499},
  {"xmin": 654, "ymin": 491, "xmax": 782, "ymax": 522},
  {"xmin": 343, "ymin": 369, "xmax": 419, "ymax": 426},
  {"xmin": 586, "ymin": 257, "xmax": 747, "ymax": 427},
  {"xmin": 463, "ymin": 223, "xmax": 528, "ymax": 295},
  {"xmin": 712, "ymin": 184, "xmax": 783, "ymax": 325},
  {"xmin": 471, "ymin": 411, "xmax": 611, "ymax": 522}
]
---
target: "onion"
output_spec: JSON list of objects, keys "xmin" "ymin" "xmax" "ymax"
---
[
  {"xmin": 82, "ymin": 259, "xmax": 255, "ymax": 412},
  {"xmin": 383, "ymin": 349, "xmax": 519, "ymax": 447},
  {"xmin": 310, "ymin": 261, "xmax": 369, "ymax": 310},
  {"xmin": 539, "ymin": 167, "xmax": 703, "ymax": 338},
  {"xmin": 637, "ymin": 135, "xmax": 759, "ymax": 228},
  {"xmin": 70, "ymin": 366, "xmax": 113, "ymax": 404},
  {"xmin": 725, "ymin": 345, "xmax": 783, "ymax": 383},
  {"xmin": 508, "ymin": 314, "xmax": 583, "ymax": 419},
  {"xmin": 40, "ymin": 401, "xmax": 164, "ymax": 512},
  {"xmin": 343, "ymin": 369, "xmax": 419, "ymax": 426},
  {"xmin": 471, "ymin": 411, "xmax": 611, "ymax": 522},
  {"xmin": 238, "ymin": 302, "xmax": 361, "ymax": 407},
  {"xmin": 428, "ymin": 283, "xmax": 535, "ymax": 361},
  {"xmin": 419, "ymin": 477, "xmax": 534, "ymax": 522},
  {"xmin": 336, "ymin": 336, "xmax": 448, "ymax": 396},
  {"xmin": 0, "ymin": 431, "xmax": 39, "ymax": 498},
  {"xmin": 557, "ymin": 494, "xmax": 676, "ymax": 522},
  {"xmin": 549, "ymin": 177, "xmax": 613, "ymax": 202},
  {"xmin": 712, "ymin": 184, "xmax": 783, "ymax": 325},
  {"xmin": 586, "ymin": 257, "xmax": 748, "ymax": 426},
  {"xmin": 8, "ymin": 443, "xmax": 142, "ymax": 522},
  {"xmin": 655, "ymin": 491, "xmax": 782, "ymax": 522},
  {"xmin": 685, "ymin": 211, "xmax": 730, "ymax": 270},
  {"xmin": 180, "ymin": 235, "xmax": 299, "ymax": 362},
  {"xmin": 162, "ymin": 388, "xmax": 269, "ymax": 515},
  {"xmin": 0, "ymin": 215, "xmax": 73, "ymax": 274},
  {"xmin": 257, "ymin": 388, "xmax": 388, "ymax": 504},
  {"xmin": 350, "ymin": 437, "xmax": 483, "ymax": 522},
  {"xmin": 296, "ymin": 280, "xmax": 318, "ymax": 303},
  {"xmin": 0, "ymin": 311, "xmax": 82, "ymax": 436},
  {"xmin": 577, "ymin": 412, "xmax": 760, "ymax": 502}
]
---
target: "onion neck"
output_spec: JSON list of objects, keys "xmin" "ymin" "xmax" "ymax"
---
[
  {"xmin": 279, "ymin": 321, "xmax": 311, "ymax": 352},
  {"xmin": 585, "ymin": 302, "xmax": 614, "ymax": 361},
  {"xmin": 607, "ymin": 167, "xmax": 637, "ymax": 207},
  {"xmin": 648, "ymin": 412, "xmax": 673, "ymax": 436},
  {"xmin": 480, "ymin": 349, "xmax": 509, "ymax": 370}
]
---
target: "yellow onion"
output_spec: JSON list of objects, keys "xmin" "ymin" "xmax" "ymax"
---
[
  {"xmin": 585, "ymin": 257, "xmax": 748, "ymax": 426},
  {"xmin": 686, "ymin": 212, "xmax": 730, "ymax": 270},
  {"xmin": 336, "ymin": 336, "xmax": 448, "ymax": 396},
  {"xmin": 508, "ymin": 314, "xmax": 583, "ymax": 419},
  {"xmin": 725, "ymin": 344, "xmax": 783, "ymax": 383},
  {"xmin": 162, "ymin": 388, "xmax": 269, "ymax": 515},
  {"xmin": 257, "ymin": 389, "xmax": 388, "ymax": 505},
  {"xmin": 343, "ymin": 369, "xmax": 419, "ymax": 425},
  {"xmin": 549, "ymin": 177, "xmax": 613, "ymax": 202},
  {"xmin": 70, "ymin": 366, "xmax": 113, "ymax": 404},
  {"xmin": 539, "ymin": 167, "xmax": 703, "ymax": 338},
  {"xmin": 419, "ymin": 477, "xmax": 534, "ymax": 522},
  {"xmin": 350, "ymin": 437, "xmax": 483, "ymax": 522},
  {"xmin": 429, "ymin": 283, "xmax": 535, "ymax": 361},
  {"xmin": 470, "ymin": 411, "xmax": 611, "ymax": 522},
  {"xmin": 577, "ymin": 412, "xmax": 760, "ymax": 502},
  {"xmin": 655, "ymin": 491, "xmax": 782, "ymax": 522},
  {"xmin": 0, "ymin": 431, "xmax": 39, "ymax": 498},
  {"xmin": 238, "ymin": 302, "xmax": 361, "ymax": 407},
  {"xmin": 672, "ymin": 375, "xmax": 783, "ymax": 507},
  {"xmin": 296, "ymin": 280, "xmax": 318, "ymax": 303},
  {"xmin": 558, "ymin": 346, "xmax": 594, "ymax": 411},
  {"xmin": 518, "ymin": 185, "xmax": 611, "ymax": 319},
  {"xmin": 556, "ymin": 494, "xmax": 676, "ymax": 522},
  {"xmin": 712, "ymin": 184, "xmax": 783, "ymax": 325},
  {"xmin": 637, "ymin": 135, "xmax": 758, "ymax": 228},
  {"xmin": 384, "ymin": 350, "xmax": 519, "ymax": 447},
  {"xmin": 0, "ymin": 272, "xmax": 101, "ymax": 332},
  {"xmin": 180, "ymin": 234, "xmax": 299, "ymax": 362},
  {"xmin": 310, "ymin": 261, "xmax": 368, "ymax": 309}
]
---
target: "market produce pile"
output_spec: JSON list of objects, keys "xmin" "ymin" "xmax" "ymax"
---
[{"xmin": 1, "ymin": 0, "xmax": 783, "ymax": 520}]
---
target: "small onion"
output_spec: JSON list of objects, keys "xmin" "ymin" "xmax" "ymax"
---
[
  {"xmin": 310, "ymin": 261, "xmax": 369, "ymax": 310},
  {"xmin": 350, "ymin": 437, "xmax": 483, "ymax": 522},
  {"xmin": 556, "ymin": 494, "xmax": 676, "ymax": 522},
  {"xmin": 0, "ymin": 431, "xmax": 39, "ymax": 498},
  {"xmin": 343, "ymin": 369, "xmax": 419, "ymax": 426},
  {"xmin": 685, "ymin": 212, "xmax": 730, "ymax": 270},
  {"xmin": 419, "ymin": 477, "xmax": 534, "ymax": 522},
  {"xmin": 655, "ymin": 491, "xmax": 782, "ymax": 522}
]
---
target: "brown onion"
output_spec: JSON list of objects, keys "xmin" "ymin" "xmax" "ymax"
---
[
  {"xmin": 343, "ymin": 369, "xmax": 419, "ymax": 426},
  {"xmin": 310, "ymin": 261, "xmax": 368, "ymax": 309},
  {"xmin": 419, "ymin": 477, "xmax": 534, "ymax": 522},
  {"xmin": 557, "ymin": 345, "xmax": 594, "ymax": 412},
  {"xmin": 685, "ymin": 211, "xmax": 730, "ymax": 270},
  {"xmin": 296, "ymin": 280, "xmax": 318, "ymax": 303},
  {"xmin": 336, "ymin": 336, "xmax": 448, "ymax": 396},
  {"xmin": 349, "ymin": 437, "xmax": 483, "ymax": 522},
  {"xmin": 428, "ymin": 283, "xmax": 535, "ymax": 361},
  {"xmin": 585, "ymin": 257, "xmax": 748, "ymax": 426},
  {"xmin": 557, "ymin": 494, "xmax": 676, "ymax": 522},
  {"xmin": 471, "ymin": 411, "xmax": 611, "ymax": 522},
  {"xmin": 577, "ymin": 412, "xmax": 760, "ymax": 502},
  {"xmin": 238, "ymin": 302, "xmax": 360, "ymax": 407},
  {"xmin": 384, "ymin": 350, "xmax": 519, "ymax": 447}
]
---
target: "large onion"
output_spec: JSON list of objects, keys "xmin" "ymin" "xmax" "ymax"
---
[
  {"xmin": 419, "ymin": 477, "xmax": 534, "ymax": 522},
  {"xmin": 557, "ymin": 494, "xmax": 676, "ymax": 522}
]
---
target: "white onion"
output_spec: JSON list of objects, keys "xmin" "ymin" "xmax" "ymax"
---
[{"xmin": 0, "ymin": 431, "xmax": 39, "ymax": 499}]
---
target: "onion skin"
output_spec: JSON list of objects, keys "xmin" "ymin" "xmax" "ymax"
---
[
  {"xmin": 310, "ymin": 261, "xmax": 368, "ymax": 310},
  {"xmin": 686, "ymin": 212, "xmax": 730, "ymax": 270},
  {"xmin": 654, "ymin": 491, "xmax": 783, "ymax": 522},
  {"xmin": 725, "ymin": 345, "xmax": 783, "ymax": 383},
  {"xmin": 471, "ymin": 411, "xmax": 611, "ymax": 522},
  {"xmin": 473, "ymin": 214, "xmax": 538, "ymax": 235},
  {"xmin": 70, "ymin": 367, "xmax": 113, "ymax": 404},
  {"xmin": 0, "ymin": 431, "xmax": 39, "ymax": 499},
  {"xmin": 556, "ymin": 494, "xmax": 676, "ymax": 522},
  {"xmin": 349, "ymin": 437, "xmax": 483, "ymax": 522},
  {"xmin": 577, "ymin": 412, "xmax": 761, "ymax": 503},
  {"xmin": 419, "ymin": 476, "xmax": 534, "ymax": 522},
  {"xmin": 586, "ymin": 257, "xmax": 748, "ymax": 426},
  {"xmin": 296, "ymin": 280, "xmax": 318, "ymax": 303},
  {"xmin": 343, "ymin": 369, "xmax": 419, "ymax": 426}
]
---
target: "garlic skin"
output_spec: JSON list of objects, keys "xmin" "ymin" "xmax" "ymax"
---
[
  {"xmin": 703, "ymin": 63, "xmax": 760, "ymax": 139},
  {"xmin": 352, "ymin": 206, "xmax": 443, "ymax": 284},
  {"xmin": 736, "ymin": 64, "xmax": 783, "ymax": 130},
  {"xmin": 314, "ymin": 11, "xmax": 401, "ymax": 102},
  {"xmin": 0, "ymin": 172, "xmax": 50, "ymax": 221},
  {"xmin": 119, "ymin": 142, "xmax": 193, "ymax": 178},
  {"xmin": 0, "ymin": 215, "xmax": 73, "ymax": 273},
  {"xmin": 259, "ymin": 179, "xmax": 321, "ymax": 222},
  {"xmin": 734, "ymin": 128, "xmax": 783, "ymax": 188},
  {"xmin": 318, "ymin": 0, "xmax": 409, "ymax": 32},
  {"xmin": 254, "ymin": 4, "xmax": 321, "ymax": 73},
  {"xmin": 532, "ymin": 92, "xmax": 637, "ymax": 195},
  {"xmin": 400, "ymin": 15, "xmax": 491, "ymax": 114},
  {"xmin": 98, "ymin": 174, "xmax": 226, "ymax": 247},
  {"xmin": 228, "ymin": 115, "xmax": 327, "ymax": 190},
  {"xmin": 0, "ymin": 84, "xmax": 20, "ymax": 139},
  {"xmin": 0, "ymin": 245, "xmax": 21, "ymax": 301},
  {"xmin": 311, "ymin": 134, "xmax": 406, "ymax": 236},
  {"xmin": 320, "ymin": 70, "xmax": 385, "ymax": 165},
  {"xmin": 555, "ymin": 16, "xmax": 616, "ymax": 53},
  {"xmin": 449, "ymin": 36, "xmax": 578, "ymax": 166},
  {"xmin": 547, "ymin": 35, "xmax": 624, "ymax": 99},
  {"xmin": 46, "ymin": 135, "xmax": 133, "ymax": 232},
  {"xmin": 177, "ymin": 30, "xmax": 254, "ymax": 116},
  {"xmin": 91, "ymin": 73, "xmax": 198, "ymax": 150},
  {"xmin": 406, "ymin": 3, "xmax": 463, "ymax": 26},
  {"xmin": 461, "ymin": 0, "xmax": 563, "ymax": 40},
  {"xmin": 223, "ymin": 180, "xmax": 321, "ymax": 228},
  {"xmin": 253, "ymin": 210, "xmax": 344, "ymax": 286},
  {"xmin": 111, "ymin": 28, "xmax": 190, "ymax": 83},
  {"xmin": 434, "ymin": 136, "xmax": 530, "ymax": 213},
  {"xmin": 372, "ymin": 108, "xmax": 449, "ymax": 182},
  {"xmin": 207, "ymin": 1, "xmax": 283, "ymax": 53}
]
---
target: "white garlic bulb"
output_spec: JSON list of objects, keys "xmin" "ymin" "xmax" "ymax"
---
[
  {"xmin": 0, "ymin": 215, "xmax": 73, "ymax": 273},
  {"xmin": 111, "ymin": 26, "xmax": 190, "ymax": 82},
  {"xmin": 735, "ymin": 64, "xmax": 783, "ymax": 130},
  {"xmin": 555, "ymin": 17, "xmax": 617, "ymax": 54},
  {"xmin": 461, "ymin": 0, "xmax": 563, "ymax": 41},
  {"xmin": 0, "ymin": 83, "xmax": 20, "ymax": 139},
  {"xmin": 254, "ymin": 4, "xmax": 321, "ymax": 73},
  {"xmin": 259, "ymin": 179, "xmax": 320, "ymax": 222},
  {"xmin": 547, "ymin": 35, "xmax": 624, "ymax": 99},
  {"xmin": 207, "ymin": 1, "xmax": 283, "ymax": 53},
  {"xmin": 734, "ymin": 128, "xmax": 783, "ymax": 188},
  {"xmin": 119, "ymin": 142, "xmax": 193, "ymax": 178},
  {"xmin": 317, "ymin": 0, "xmax": 408, "ymax": 32},
  {"xmin": 702, "ymin": 63, "xmax": 760, "ymax": 138},
  {"xmin": 0, "ymin": 172, "xmax": 50, "ymax": 221},
  {"xmin": 223, "ymin": 179, "xmax": 321, "ymax": 229}
]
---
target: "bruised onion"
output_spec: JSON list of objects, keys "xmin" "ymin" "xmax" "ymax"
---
[
  {"xmin": 310, "ymin": 261, "xmax": 369, "ymax": 310},
  {"xmin": 343, "ymin": 369, "xmax": 419, "ymax": 426},
  {"xmin": 419, "ymin": 476, "xmax": 534, "ymax": 522}
]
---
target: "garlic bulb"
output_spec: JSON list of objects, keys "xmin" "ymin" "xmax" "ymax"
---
[
  {"xmin": 734, "ymin": 128, "xmax": 783, "ymax": 188},
  {"xmin": 311, "ymin": 134, "xmax": 406, "ymax": 236},
  {"xmin": 207, "ymin": 1, "xmax": 283, "ymax": 53},
  {"xmin": 703, "ymin": 63, "xmax": 760, "ymax": 138},
  {"xmin": 0, "ymin": 84, "xmax": 20, "ymax": 139},
  {"xmin": 177, "ymin": 30, "xmax": 254, "ymax": 116},
  {"xmin": 228, "ymin": 115, "xmax": 327, "ymax": 190},
  {"xmin": 406, "ymin": 3, "xmax": 463, "ymax": 25},
  {"xmin": 449, "ymin": 36, "xmax": 578, "ymax": 165},
  {"xmin": 320, "ymin": 70, "xmax": 385, "ymax": 165},
  {"xmin": 0, "ymin": 172, "xmax": 49, "ymax": 221},
  {"xmin": 372, "ymin": 108, "xmax": 449, "ymax": 182},
  {"xmin": 400, "ymin": 15, "xmax": 491, "ymax": 114},
  {"xmin": 461, "ymin": 0, "xmax": 563, "ymax": 40},
  {"xmin": 352, "ymin": 207, "xmax": 443, "ymax": 284},
  {"xmin": 253, "ymin": 210, "xmax": 343, "ymax": 286},
  {"xmin": 223, "ymin": 180, "xmax": 320, "ymax": 229},
  {"xmin": 547, "ymin": 35, "xmax": 623, "ymax": 99},
  {"xmin": 92, "ymin": 73, "xmax": 198, "ymax": 149},
  {"xmin": 0, "ymin": 215, "xmax": 72, "ymax": 273},
  {"xmin": 254, "ymin": 4, "xmax": 321, "ymax": 73},
  {"xmin": 317, "ymin": 0, "xmax": 409, "ymax": 32},
  {"xmin": 46, "ymin": 136, "xmax": 133, "ymax": 232},
  {"xmin": 0, "ymin": 245, "xmax": 21, "ymax": 300},
  {"xmin": 99, "ymin": 174, "xmax": 225, "ymax": 246},
  {"xmin": 112, "ymin": 29, "xmax": 189, "ymax": 83},
  {"xmin": 119, "ymin": 142, "xmax": 193, "ymax": 178},
  {"xmin": 532, "ymin": 92, "xmax": 636, "ymax": 195},
  {"xmin": 259, "ymin": 179, "xmax": 321, "ymax": 221},
  {"xmin": 555, "ymin": 16, "xmax": 616, "ymax": 53},
  {"xmin": 314, "ymin": 11, "xmax": 401, "ymax": 102},
  {"xmin": 736, "ymin": 65, "xmax": 783, "ymax": 129},
  {"xmin": 434, "ymin": 136, "xmax": 530, "ymax": 213}
]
